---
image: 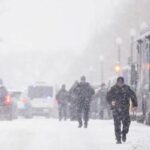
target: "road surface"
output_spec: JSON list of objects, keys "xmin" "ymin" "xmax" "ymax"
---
[{"xmin": 0, "ymin": 118, "xmax": 149, "ymax": 150}]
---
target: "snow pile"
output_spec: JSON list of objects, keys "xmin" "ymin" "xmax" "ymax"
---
[{"xmin": 0, "ymin": 119, "xmax": 149, "ymax": 150}]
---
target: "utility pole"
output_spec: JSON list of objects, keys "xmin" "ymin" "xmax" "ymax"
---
[
  {"xmin": 99, "ymin": 56, "xmax": 104, "ymax": 84},
  {"xmin": 116, "ymin": 37, "xmax": 122, "ymax": 76}
]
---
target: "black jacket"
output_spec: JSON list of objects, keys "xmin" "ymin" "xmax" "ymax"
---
[
  {"xmin": 76, "ymin": 82, "xmax": 95, "ymax": 102},
  {"xmin": 107, "ymin": 84, "xmax": 137, "ymax": 109}
]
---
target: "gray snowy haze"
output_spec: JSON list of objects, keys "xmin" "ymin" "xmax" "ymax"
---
[{"xmin": 0, "ymin": 0, "xmax": 146, "ymax": 89}]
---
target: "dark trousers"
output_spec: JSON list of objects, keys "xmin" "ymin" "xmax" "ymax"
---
[
  {"xmin": 99, "ymin": 110, "xmax": 104, "ymax": 119},
  {"xmin": 77, "ymin": 100, "xmax": 90, "ymax": 125},
  {"xmin": 70, "ymin": 103, "xmax": 77, "ymax": 121},
  {"xmin": 113, "ymin": 108, "xmax": 131, "ymax": 141},
  {"xmin": 58, "ymin": 104, "xmax": 67, "ymax": 121}
]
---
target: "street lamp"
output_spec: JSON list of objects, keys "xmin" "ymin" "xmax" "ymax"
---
[
  {"xmin": 116, "ymin": 37, "xmax": 122, "ymax": 64},
  {"xmin": 137, "ymin": 39, "xmax": 143, "ymax": 91},
  {"xmin": 115, "ymin": 63, "xmax": 121, "ymax": 73},
  {"xmin": 89, "ymin": 65, "xmax": 94, "ymax": 83},
  {"xmin": 145, "ymin": 35, "xmax": 150, "ymax": 91},
  {"xmin": 129, "ymin": 29, "xmax": 136, "ymax": 87},
  {"xmin": 130, "ymin": 29, "xmax": 136, "ymax": 64},
  {"xmin": 99, "ymin": 55, "xmax": 104, "ymax": 84}
]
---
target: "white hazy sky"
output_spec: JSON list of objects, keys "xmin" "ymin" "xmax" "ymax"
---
[{"xmin": 0, "ymin": 0, "xmax": 127, "ymax": 89}]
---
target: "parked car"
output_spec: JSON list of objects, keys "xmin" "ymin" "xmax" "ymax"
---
[
  {"xmin": 0, "ymin": 80, "xmax": 19, "ymax": 121},
  {"xmin": 28, "ymin": 83, "xmax": 54, "ymax": 118},
  {"xmin": 0, "ymin": 93, "xmax": 19, "ymax": 120},
  {"xmin": 18, "ymin": 83, "xmax": 54, "ymax": 118},
  {"xmin": 9, "ymin": 91, "xmax": 22, "ymax": 119},
  {"xmin": 17, "ymin": 92, "xmax": 32, "ymax": 118}
]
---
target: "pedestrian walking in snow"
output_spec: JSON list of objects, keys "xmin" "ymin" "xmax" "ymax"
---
[
  {"xmin": 107, "ymin": 77, "xmax": 138, "ymax": 144},
  {"xmin": 96, "ymin": 83, "xmax": 108, "ymax": 119},
  {"xmin": 75, "ymin": 76, "xmax": 95, "ymax": 128},
  {"xmin": 69, "ymin": 81, "xmax": 79, "ymax": 121},
  {"xmin": 56, "ymin": 84, "xmax": 69, "ymax": 121}
]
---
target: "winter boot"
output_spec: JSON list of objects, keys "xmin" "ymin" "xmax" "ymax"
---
[
  {"xmin": 84, "ymin": 122, "xmax": 88, "ymax": 128},
  {"xmin": 116, "ymin": 135, "xmax": 121, "ymax": 144},
  {"xmin": 78, "ymin": 121, "xmax": 83, "ymax": 128},
  {"xmin": 116, "ymin": 140, "xmax": 122, "ymax": 144},
  {"xmin": 122, "ymin": 133, "xmax": 126, "ymax": 142}
]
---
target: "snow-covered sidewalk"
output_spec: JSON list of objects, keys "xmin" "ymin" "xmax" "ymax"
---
[{"xmin": 0, "ymin": 118, "xmax": 149, "ymax": 150}]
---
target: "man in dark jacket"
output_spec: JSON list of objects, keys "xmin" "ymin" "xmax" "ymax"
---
[
  {"xmin": 76, "ymin": 76, "xmax": 95, "ymax": 128},
  {"xmin": 56, "ymin": 84, "xmax": 68, "ymax": 121},
  {"xmin": 107, "ymin": 77, "xmax": 137, "ymax": 144}
]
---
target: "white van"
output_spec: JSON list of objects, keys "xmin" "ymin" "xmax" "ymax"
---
[{"xmin": 28, "ymin": 83, "xmax": 54, "ymax": 118}]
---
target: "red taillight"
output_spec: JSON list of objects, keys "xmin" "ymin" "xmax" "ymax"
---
[
  {"xmin": 4, "ymin": 95, "xmax": 12, "ymax": 105},
  {"xmin": 22, "ymin": 99, "xmax": 28, "ymax": 104}
]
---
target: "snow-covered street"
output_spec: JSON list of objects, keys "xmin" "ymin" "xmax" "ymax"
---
[{"xmin": 0, "ymin": 118, "xmax": 149, "ymax": 150}]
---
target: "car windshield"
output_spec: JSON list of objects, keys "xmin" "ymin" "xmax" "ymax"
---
[
  {"xmin": 11, "ymin": 92, "xmax": 22, "ymax": 99},
  {"xmin": 28, "ymin": 86, "xmax": 53, "ymax": 99}
]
